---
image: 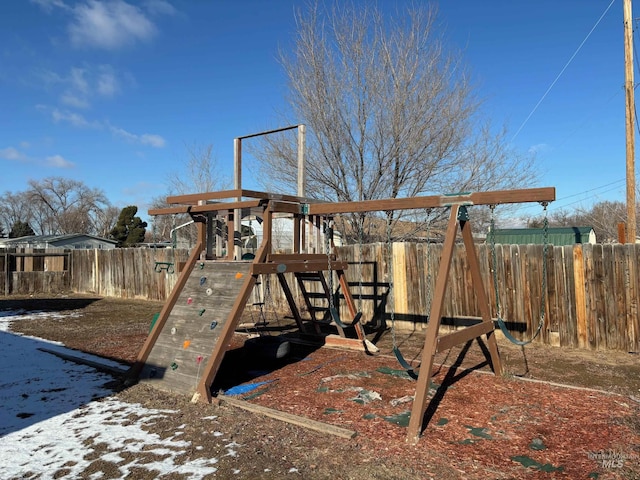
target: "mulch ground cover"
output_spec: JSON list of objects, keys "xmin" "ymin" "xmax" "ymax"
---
[{"xmin": 216, "ymin": 333, "xmax": 640, "ymax": 479}]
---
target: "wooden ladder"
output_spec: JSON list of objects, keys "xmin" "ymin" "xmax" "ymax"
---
[{"xmin": 294, "ymin": 271, "xmax": 346, "ymax": 336}]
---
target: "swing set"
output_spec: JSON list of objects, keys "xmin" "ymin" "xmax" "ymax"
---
[
  {"xmin": 133, "ymin": 185, "xmax": 555, "ymax": 445},
  {"xmin": 302, "ymin": 187, "xmax": 556, "ymax": 443}
]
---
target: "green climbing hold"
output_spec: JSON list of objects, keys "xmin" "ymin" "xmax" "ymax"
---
[
  {"xmin": 149, "ymin": 312, "xmax": 160, "ymax": 333},
  {"xmin": 170, "ymin": 362, "xmax": 178, "ymax": 371},
  {"xmin": 198, "ymin": 309, "xmax": 206, "ymax": 316}
]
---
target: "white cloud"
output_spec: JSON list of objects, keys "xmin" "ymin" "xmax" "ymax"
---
[
  {"xmin": 110, "ymin": 125, "xmax": 166, "ymax": 148},
  {"xmin": 0, "ymin": 147, "xmax": 28, "ymax": 162},
  {"xmin": 33, "ymin": 0, "xmax": 177, "ymax": 51},
  {"xmin": 40, "ymin": 65, "xmax": 122, "ymax": 108},
  {"xmin": 69, "ymin": 0, "xmax": 157, "ymax": 50},
  {"xmin": 140, "ymin": 134, "xmax": 166, "ymax": 148},
  {"xmin": 96, "ymin": 69, "xmax": 118, "ymax": 96},
  {"xmin": 50, "ymin": 108, "xmax": 99, "ymax": 128},
  {"xmin": 38, "ymin": 105, "xmax": 166, "ymax": 149},
  {"xmin": 60, "ymin": 92, "xmax": 90, "ymax": 109},
  {"xmin": 19, "ymin": 141, "xmax": 31, "ymax": 149},
  {"xmin": 45, "ymin": 154, "xmax": 75, "ymax": 168},
  {"xmin": 144, "ymin": 0, "xmax": 177, "ymax": 16}
]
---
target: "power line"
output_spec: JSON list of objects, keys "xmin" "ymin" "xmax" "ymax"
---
[{"xmin": 511, "ymin": 0, "xmax": 617, "ymax": 142}]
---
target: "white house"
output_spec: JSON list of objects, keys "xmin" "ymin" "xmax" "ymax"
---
[{"xmin": 0, "ymin": 234, "xmax": 118, "ymax": 250}]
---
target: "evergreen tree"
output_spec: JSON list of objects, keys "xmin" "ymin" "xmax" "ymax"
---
[
  {"xmin": 9, "ymin": 221, "xmax": 35, "ymax": 238},
  {"xmin": 110, "ymin": 206, "xmax": 147, "ymax": 247}
]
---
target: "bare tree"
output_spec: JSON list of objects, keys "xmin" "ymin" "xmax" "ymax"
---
[
  {"xmin": 574, "ymin": 201, "xmax": 627, "ymax": 243},
  {"xmin": 26, "ymin": 177, "xmax": 109, "ymax": 235},
  {"xmin": 0, "ymin": 191, "xmax": 34, "ymax": 235},
  {"xmin": 151, "ymin": 144, "xmax": 231, "ymax": 247},
  {"xmin": 254, "ymin": 1, "xmax": 537, "ymax": 242}
]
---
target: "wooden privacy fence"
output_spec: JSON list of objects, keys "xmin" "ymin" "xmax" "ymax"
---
[{"xmin": 1, "ymin": 243, "xmax": 638, "ymax": 352}]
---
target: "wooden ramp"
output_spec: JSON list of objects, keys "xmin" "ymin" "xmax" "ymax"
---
[{"xmin": 139, "ymin": 261, "xmax": 252, "ymax": 394}]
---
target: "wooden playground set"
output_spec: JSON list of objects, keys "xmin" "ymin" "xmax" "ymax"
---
[{"xmin": 129, "ymin": 183, "xmax": 555, "ymax": 444}]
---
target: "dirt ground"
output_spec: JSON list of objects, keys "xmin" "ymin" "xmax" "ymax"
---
[{"xmin": 3, "ymin": 293, "xmax": 640, "ymax": 479}]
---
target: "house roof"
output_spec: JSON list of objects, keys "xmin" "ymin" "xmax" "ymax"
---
[
  {"xmin": 489, "ymin": 227, "xmax": 595, "ymax": 245},
  {"xmin": 0, "ymin": 234, "xmax": 117, "ymax": 246}
]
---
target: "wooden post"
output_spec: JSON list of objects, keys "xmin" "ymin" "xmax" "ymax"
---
[
  {"xmin": 407, "ymin": 205, "xmax": 460, "ymax": 444},
  {"xmin": 624, "ymin": 0, "xmax": 636, "ymax": 244},
  {"xmin": 574, "ymin": 245, "xmax": 588, "ymax": 348}
]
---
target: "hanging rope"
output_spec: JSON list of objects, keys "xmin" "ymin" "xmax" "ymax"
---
[{"xmin": 489, "ymin": 203, "xmax": 549, "ymax": 346}]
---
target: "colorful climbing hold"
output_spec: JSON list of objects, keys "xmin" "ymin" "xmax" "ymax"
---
[
  {"xmin": 198, "ymin": 309, "xmax": 206, "ymax": 316},
  {"xmin": 170, "ymin": 327, "xmax": 177, "ymax": 335},
  {"xmin": 183, "ymin": 340, "xmax": 191, "ymax": 349},
  {"xmin": 210, "ymin": 321, "xmax": 218, "ymax": 330},
  {"xmin": 200, "ymin": 276, "xmax": 207, "ymax": 285},
  {"xmin": 187, "ymin": 297, "xmax": 193, "ymax": 305},
  {"xmin": 199, "ymin": 262, "xmax": 205, "ymax": 269},
  {"xmin": 235, "ymin": 272, "xmax": 244, "ymax": 279},
  {"xmin": 196, "ymin": 355, "xmax": 203, "ymax": 364},
  {"xmin": 170, "ymin": 362, "xmax": 178, "ymax": 371},
  {"xmin": 206, "ymin": 288, "xmax": 213, "ymax": 296}
]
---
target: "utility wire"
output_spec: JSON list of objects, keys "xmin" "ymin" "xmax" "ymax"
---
[{"xmin": 511, "ymin": 0, "xmax": 617, "ymax": 142}]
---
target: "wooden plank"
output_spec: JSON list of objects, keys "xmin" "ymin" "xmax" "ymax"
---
[
  {"xmin": 613, "ymin": 244, "xmax": 627, "ymax": 351},
  {"xmin": 251, "ymin": 261, "xmax": 349, "ymax": 275},
  {"xmin": 218, "ymin": 395, "xmax": 357, "ymax": 439},
  {"xmin": 436, "ymin": 321, "xmax": 495, "ymax": 353},
  {"xmin": 593, "ymin": 244, "xmax": 606, "ymax": 349},
  {"xmin": 573, "ymin": 245, "xmax": 588, "ymax": 349},
  {"xmin": 307, "ymin": 187, "xmax": 555, "ymax": 215},
  {"xmin": 602, "ymin": 245, "xmax": 616, "ymax": 349},
  {"xmin": 38, "ymin": 348, "xmax": 127, "ymax": 376},
  {"xmin": 407, "ymin": 205, "xmax": 459, "ymax": 445},
  {"xmin": 623, "ymin": 244, "xmax": 637, "ymax": 352},
  {"xmin": 583, "ymin": 244, "xmax": 598, "ymax": 349},
  {"xmin": 633, "ymin": 245, "xmax": 640, "ymax": 352}
]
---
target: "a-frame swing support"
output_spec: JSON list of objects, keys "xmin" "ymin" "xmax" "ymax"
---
[{"xmin": 305, "ymin": 187, "xmax": 556, "ymax": 444}]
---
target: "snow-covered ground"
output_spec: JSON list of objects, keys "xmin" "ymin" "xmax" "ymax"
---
[{"xmin": 0, "ymin": 309, "xmax": 223, "ymax": 479}]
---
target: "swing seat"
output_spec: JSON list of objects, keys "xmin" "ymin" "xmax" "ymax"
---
[
  {"xmin": 392, "ymin": 346, "xmax": 419, "ymax": 379},
  {"xmin": 496, "ymin": 317, "xmax": 543, "ymax": 346},
  {"xmin": 329, "ymin": 307, "xmax": 362, "ymax": 328}
]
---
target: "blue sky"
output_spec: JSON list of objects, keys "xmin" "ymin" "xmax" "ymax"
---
[{"xmin": 0, "ymin": 0, "xmax": 631, "ymax": 220}]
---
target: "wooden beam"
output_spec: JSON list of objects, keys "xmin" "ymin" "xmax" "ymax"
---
[
  {"xmin": 306, "ymin": 187, "xmax": 556, "ymax": 215},
  {"xmin": 251, "ymin": 261, "xmax": 349, "ymax": 275},
  {"xmin": 435, "ymin": 322, "xmax": 495, "ymax": 353},
  {"xmin": 406, "ymin": 205, "xmax": 460, "ymax": 444},
  {"xmin": 149, "ymin": 200, "xmax": 264, "ymax": 217},
  {"xmin": 166, "ymin": 188, "xmax": 319, "ymax": 206},
  {"xmin": 218, "ymin": 395, "xmax": 357, "ymax": 439}
]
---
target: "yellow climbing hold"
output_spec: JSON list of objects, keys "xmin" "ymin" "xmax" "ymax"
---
[
  {"xmin": 183, "ymin": 340, "xmax": 191, "ymax": 349},
  {"xmin": 235, "ymin": 272, "xmax": 244, "ymax": 279}
]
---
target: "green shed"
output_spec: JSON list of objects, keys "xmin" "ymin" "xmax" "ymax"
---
[{"xmin": 489, "ymin": 226, "xmax": 596, "ymax": 246}]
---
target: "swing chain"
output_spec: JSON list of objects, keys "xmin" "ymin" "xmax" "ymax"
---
[
  {"xmin": 357, "ymin": 215, "xmax": 364, "ymax": 312},
  {"xmin": 539, "ymin": 202, "xmax": 549, "ymax": 324},
  {"xmin": 488, "ymin": 205, "xmax": 502, "ymax": 320},
  {"xmin": 324, "ymin": 218, "xmax": 336, "ymax": 314},
  {"xmin": 385, "ymin": 212, "xmax": 397, "ymax": 349}
]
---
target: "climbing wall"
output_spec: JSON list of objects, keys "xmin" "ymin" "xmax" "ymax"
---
[{"xmin": 139, "ymin": 261, "xmax": 252, "ymax": 394}]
